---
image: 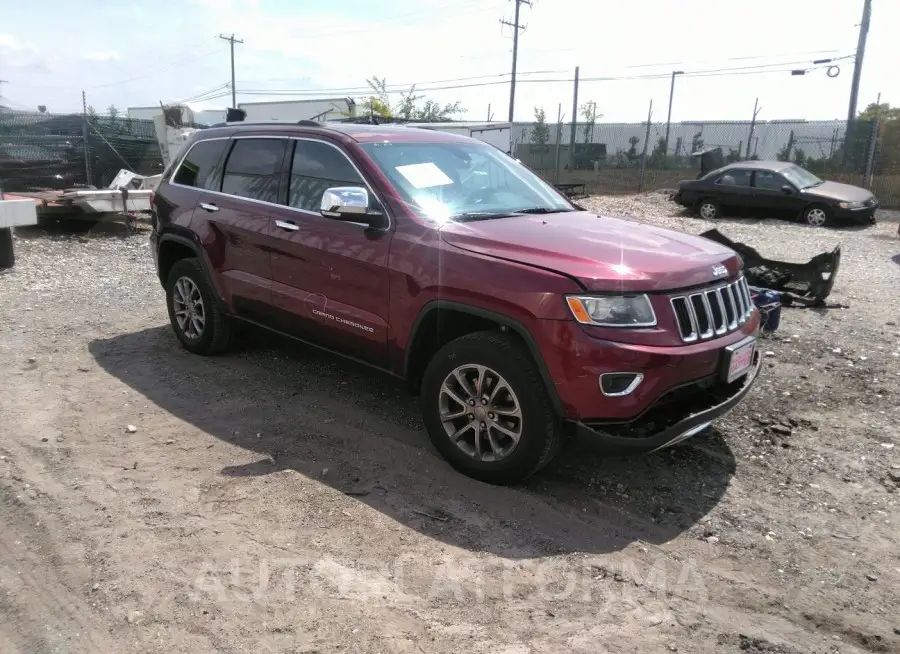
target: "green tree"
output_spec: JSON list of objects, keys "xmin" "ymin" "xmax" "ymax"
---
[
  {"xmin": 726, "ymin": 147, "xmax": 741, "ymax": 163},
  {"xmin": 86, "ymin": 105, "xmax": 98, "ymax": 121},
  {"xmin": 858, "ymin": 102, "xmax": 900, "ymax": 121},
  {"xmin": 776, "ymin": 130, "xmax": 795, "ymax": 161},
  {"xmin": 857, "ymin": 102, "xmax": 900, "ymax": 175},
  {"xmin": 107, "ymin": 104, "xmax": 119, "ymax": 121},
  {"xmin": 531, "ymin": 107, "xmax": 550, "ymax": 146},
  {"xmin": 579, "ymin": 101, "xmax": 600, "ymax": 143},
  {"xmin": 356, "ymin": 76, "xmax": 464, "ymax": 122},
  {"xmin": 792, "ymin": 146, "xmax": 807, "ymax": 168},
  {"xmin": 648, "ymin": 137, "xmax": 667, "ymax": 167},
  {"xmin": 627, "ymin": 135, "xmax": 640, "ymax": 161}
]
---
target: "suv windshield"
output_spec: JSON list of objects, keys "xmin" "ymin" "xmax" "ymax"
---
[
  {"xmin": 781, "ymin": 164, "xmax": 823, "ymax": 189},
  {"xmin": 359, "ymin": 141, "xmax": 574, "ymax": 221}
]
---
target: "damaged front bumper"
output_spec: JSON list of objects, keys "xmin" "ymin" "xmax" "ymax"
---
[{"xmin": 575, "ymin": 349, "xmax": 762, "ymax": 454}]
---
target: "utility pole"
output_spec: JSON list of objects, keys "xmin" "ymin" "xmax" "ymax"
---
[
  {"xmin": 81, "ymin": 90, "xmax": 92, "ymax": 186},
  {"xmin": 746, "ymin": 98, "xmax": 761, "ymax": 159},
  {"xmin": 568, "ymin": 66, "xmax": 579, "ymax": 170},
  {"xmin": 846, "ymin": 0, "xmax": 872, "ymax": 127},
  {"xmin": 553, "ymin": 103, "xmax": 564, "ymax": 182},
  {"xmin": 500, "ymin": 0, "xmax": 531, "ymax": 123},
  {"xmin": 843, "ymin": 0, "xmax": 872, "ymax": 168},
  {"xmin": 638, "ymin": 99, "xmax": 653, "ymax": 192},
  {"xmin": 218, "ymin": 33, "xmax": 244, "ymax": 108},
  {"xmin": 663, "ymin": 70, "xmax": 684, "ymax": 163}
]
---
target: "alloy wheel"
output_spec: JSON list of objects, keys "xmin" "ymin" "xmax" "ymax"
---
[
  {"xmin": 699, "ymin": 203, "xmax": 717, "ymax": 219},
  {"xmin": 806, "ymin": 208, "xmax": 827, "ymax": 226},
  {"xmin": 172, "ymin": 276, "xmax": 206, "ymax": 339},
  {"xmin": 438, "ymin": 364, "xmax": 523, "ymax": 462}
]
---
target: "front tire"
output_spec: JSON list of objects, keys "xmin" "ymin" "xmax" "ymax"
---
[
  {"xmin": 165, "ymin": 258, "xmax": 233, "ymax": 355},
  {"xmin": 697, "ymin": 198, "xmax": 720, "ymax": 220},
  {"xmin": 803, "ymin": 204, "xmax": 830, "ymax": 227},
  {"xmin": 420, "ymin": 331, "xmax": 563, "ymax": 485}
]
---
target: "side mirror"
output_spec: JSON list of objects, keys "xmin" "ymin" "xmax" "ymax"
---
[
  {"xmin": 320, "ymin": 186, "xmax": 387, "ymax": 229},
  {"xmin": 781, "ymin": 185, "xmax": 793, "ymax": 194}
]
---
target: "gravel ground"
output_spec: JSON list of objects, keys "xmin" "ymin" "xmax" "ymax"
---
[{"xmin": 1, "ymin": 201, "xmax": 899, "ymax": 654}]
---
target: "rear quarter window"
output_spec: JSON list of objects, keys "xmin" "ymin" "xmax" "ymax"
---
[{"xmin": 172, "ymin": 139, "xmax": 229, "ymax": 190}]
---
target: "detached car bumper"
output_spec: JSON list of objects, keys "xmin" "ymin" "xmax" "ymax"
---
[{"xmin": 575, "ymin": 347, "xmax": 762, "ymax": 453}]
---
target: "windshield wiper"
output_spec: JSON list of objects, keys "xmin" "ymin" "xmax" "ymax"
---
[
  {"xmin": 510, "ymin": 207, "xmax": 575, "ymax": 214},
  {"xmin": 449, "ymin": 211, "xmax": 519, "ymax": 222}
]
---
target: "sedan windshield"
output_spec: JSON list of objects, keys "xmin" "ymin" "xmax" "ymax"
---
[
  {"xmin": 359, "ymin": 141, "xmax": 574, "ymax": 222},
  {"xmin": 781, "ymin": 164, "xmax": 823, "ymax": 189}
]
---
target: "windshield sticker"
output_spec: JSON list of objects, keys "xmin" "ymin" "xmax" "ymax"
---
[{"xmin": 395, "ymin": 162, "xmax": 454, "ymax": 189}]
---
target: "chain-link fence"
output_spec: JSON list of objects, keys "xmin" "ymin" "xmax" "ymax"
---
[
  {"xmin": 511, "ymin": 118, "xmax": 898, "ymax": 207},
  {"xmin": 0, "ymin": 110, "xmax": 163, "ymax": 192}
]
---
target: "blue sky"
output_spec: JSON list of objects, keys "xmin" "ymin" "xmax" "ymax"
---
[{"xmin": 1, "ymin": 0, "xmax": 897, "ymax": 123}]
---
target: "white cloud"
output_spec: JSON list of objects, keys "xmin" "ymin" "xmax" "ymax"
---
[{"xmin": 84, "ymin": 51, "xmax": 122, "ymax": 62}]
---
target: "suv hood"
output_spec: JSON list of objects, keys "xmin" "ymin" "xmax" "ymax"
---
[
  {"xmin": 439, "ymin": 211, "xmax": 742, "ymax": 292},
  {"xmin": 802, "ymin": 180, "xmax": 873, "ymax": 203}
]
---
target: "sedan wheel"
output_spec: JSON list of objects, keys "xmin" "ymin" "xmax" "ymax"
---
[
  {"xmin": 804, "ymin": 206, "xmax": 829, "ymax": 227},
  {"xmin": 698, "ymin": 201, "xmax": 719, "ymax": 220}
]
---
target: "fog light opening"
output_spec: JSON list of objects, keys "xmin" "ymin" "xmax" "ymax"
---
[{"xmin": 599, "ymin": 372, "xmax": 644, "ymax": 397}]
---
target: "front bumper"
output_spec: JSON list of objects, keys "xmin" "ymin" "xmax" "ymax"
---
[
  {"xmin": 832, "ymin": 204, "xmax": 878, "ymax": 223},
  {"xmin": 575, "ymin": 348, "xmax": 762, "ymax": 454}
]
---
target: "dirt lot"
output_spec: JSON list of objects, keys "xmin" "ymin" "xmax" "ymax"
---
[{"xmin": 1, "ymin": 200, "xmax": 899, "ymax": 654}]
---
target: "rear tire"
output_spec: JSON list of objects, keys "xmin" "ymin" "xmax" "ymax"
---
[
  {"xmin": 0, "ymin": 228, "xmax": 14, "ymax": 269},
  {"xmin": 697, "ymin": 198, "xmax": 720, "ymax": 220},
  {"xmin": 803, "ymin": 204, "xmax": 830, "ymax": 227},
  {"xmin": 420, "ymin": 331, "xmax": 562, "ymax": 485},
  {"xmin": 165, "ymin": 258, "xmax": 233, "ymax": 355}
]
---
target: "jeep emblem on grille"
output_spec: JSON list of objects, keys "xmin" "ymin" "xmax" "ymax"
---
[{"xmin": 712, "ymin": 264, "xmax": 727, "ymax": 277}]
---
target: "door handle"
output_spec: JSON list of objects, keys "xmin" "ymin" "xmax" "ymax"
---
[
  {"xmin": 275, "ymin": 220, "xmax": 299, "ymax": 231},
  {"xmin": 199, "ymin": 202, "xmax": 219, "ymax": 213}
]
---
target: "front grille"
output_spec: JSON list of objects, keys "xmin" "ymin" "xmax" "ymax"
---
[{"xmin": 670, "ymin": 276, "xmax": 753, "ymax": 343}]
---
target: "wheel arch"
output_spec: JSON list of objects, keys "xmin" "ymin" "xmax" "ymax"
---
[
  {"xmin": 404, "ymin": 300, "xmax": 563, "ymax": 415},
  {"xmin": 157, "ymin": 232, "xmax": 204, "ymax": 285}
]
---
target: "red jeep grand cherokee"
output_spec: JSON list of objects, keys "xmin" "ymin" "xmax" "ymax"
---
[{"xmin": 150, "ymin": 121, "xmax": 761, "ymax": 484}]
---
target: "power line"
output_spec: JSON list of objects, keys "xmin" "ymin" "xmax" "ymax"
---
[
  {"xmin": 235, "ymin": 59, "xmax": 854, "ymax": 99},
  {"xmin": 218, "ymin": 34, "xmax": 244, "ymax": 108},
  {"xmin": 236, "ymin": 69, "xmax": 567, "ymax": 90},
  {"xmin": 500, "ymin": 0, "xmax": 531, "ymax": 122}
]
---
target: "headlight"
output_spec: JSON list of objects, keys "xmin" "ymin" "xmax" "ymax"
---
[
  {"xmin": 838, "ymin": 201, "xmax": 866, "ymax": 209},
  {"xmin": 565, "ymin": 294, "xmax": 657, "ymax": 327}
]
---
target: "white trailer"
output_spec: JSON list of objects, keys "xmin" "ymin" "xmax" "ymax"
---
[
  {"xmin": 413, "ymin": 122, "xmax": 512, "ymax": 153},
  {"xmin": 237, "ymin": 98, "xmax": 358, "ymax": 123}
]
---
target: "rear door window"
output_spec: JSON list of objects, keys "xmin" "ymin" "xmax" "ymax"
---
[
  {"xmin": 221, "ymin": 138, "xmax": 287, "ymax": 204},
  {"xmin": 287, "ymin": 140, "xmax": 365, "ymax": 213},
  {"xmin": 172, "ymin": 139, "xmax": 229, "ymax": 190},
  {"xmin": 715, "ymin": 169, "xmax": 752, "ymax": 187}
]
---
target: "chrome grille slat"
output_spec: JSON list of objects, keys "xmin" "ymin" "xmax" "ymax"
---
[{"xmin": 670, "ymin": 276, "xmax": 755, "ymax": 343}]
